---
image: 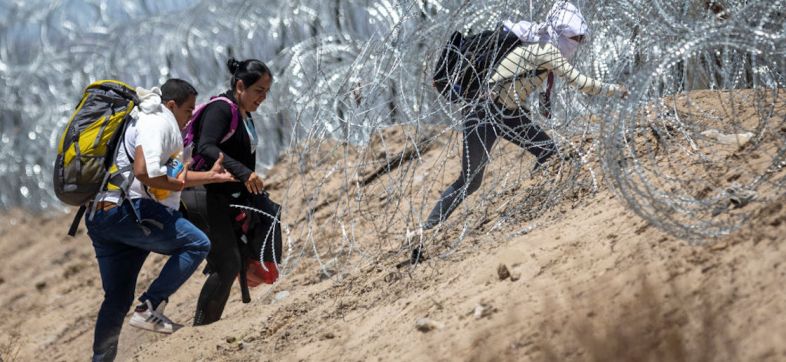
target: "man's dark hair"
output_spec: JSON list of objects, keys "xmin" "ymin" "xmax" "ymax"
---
[{"xmin": 161, "ymin": 78, "xmax": 198, "ymax": 106}]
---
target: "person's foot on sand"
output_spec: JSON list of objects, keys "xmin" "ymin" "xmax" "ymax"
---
[
  {"xmin": 405, "ymin": 227, "xmax": 424, "ymax": 242},
  {"xmin": 410, "ymin": 244, "xmax": 426, "ymax": 264},
  {"xmin": 398, "ymin": 227, "xmax": 430, "ymax": 267},
  {"xmin": 129, "ymin": 300, "xmax": 182, "ymax": 334}
]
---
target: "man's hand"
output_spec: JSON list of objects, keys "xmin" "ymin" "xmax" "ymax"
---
[
  {"xmin": 176, "ymin": 161, "xmax": 188, "ymax": 190},
  {"xmin": 245, "ymin": 172, "xmax": 265, "ymax": 195},
  {"xmin": 181, "ymin": 152, "xmax": 239, "ymax": 187},
  {"xmin": 209, "ymin": 153, "xmax": 236, "ymax": 183}
]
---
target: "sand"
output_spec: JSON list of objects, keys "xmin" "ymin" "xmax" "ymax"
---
[{"xmin": 1, "ymin": 90, "xmax": 784, "ymax": 361}]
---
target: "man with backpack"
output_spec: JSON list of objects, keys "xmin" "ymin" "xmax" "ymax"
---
[{"xmin": 84, "ymin": 79, "xmax": 235, "ymax": 362}]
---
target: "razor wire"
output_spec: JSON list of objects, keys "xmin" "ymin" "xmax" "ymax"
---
[
  {"xmin": 229, "ymin": 203, "xmax": 284, "ymax": 273},
  {"xmin": 0, "ymin": 0, "xmax": 785, "ymax": 283}
]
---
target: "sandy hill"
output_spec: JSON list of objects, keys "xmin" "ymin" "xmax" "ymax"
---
[{"xmin": 1, "ymin": 90, "xmax": 784, "ymax": 361}]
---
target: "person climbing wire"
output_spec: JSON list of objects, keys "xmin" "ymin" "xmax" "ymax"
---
[{"xmin": 409, "ymin": 1, "xmax": 628, "ymax": 258}]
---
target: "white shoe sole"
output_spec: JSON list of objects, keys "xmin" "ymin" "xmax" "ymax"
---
[{"xmin": 129, "ymin": 315, "xmax": 180, "ymax": 334}]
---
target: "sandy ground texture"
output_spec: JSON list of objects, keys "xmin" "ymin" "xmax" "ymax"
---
[{"xmin": 1, "ymin": 89, "xmax": 785, "ymax": 361}]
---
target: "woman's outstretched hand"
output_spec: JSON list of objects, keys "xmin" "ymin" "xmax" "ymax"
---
[{"xmin": 245, "ymin": 171, "xmax": 265, "ymax": 194}]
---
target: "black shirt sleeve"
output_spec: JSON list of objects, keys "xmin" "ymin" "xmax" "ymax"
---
[{"xmin": 196, "ymin": 102, "xmax": 254, "ymax": 182}]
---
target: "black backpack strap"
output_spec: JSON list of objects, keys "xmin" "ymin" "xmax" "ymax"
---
[
  {"xmin": 68, "ymin": 205, "xmax": 88, "ymax": 237},
  {"xmin": 232, "ymin": 201, "xmax": 252, "ymax": 304},
  {"xmin": 239, "ymin": 261, "xmax": 251, "ymax": 303}
]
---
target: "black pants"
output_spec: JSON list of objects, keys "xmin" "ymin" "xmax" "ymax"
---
[
  {"xmin": 192, "ymin": 191, "xmax": 282, "ymax": 326},
  {"xmin": 423, "ymin": 103, "xmax": 556, "ymax": 229}
]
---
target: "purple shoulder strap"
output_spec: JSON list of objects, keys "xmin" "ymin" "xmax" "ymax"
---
[
  {"xmin": 212, "ymin": 96, "xmax": 240, "ymax": 143},
  {"xmin": 183, "ymin": 96, "xmax": 240, "ymax": 147},
  {"xmin": 182, "ymin": 96, "xmax": 240, "ymax": 171}
]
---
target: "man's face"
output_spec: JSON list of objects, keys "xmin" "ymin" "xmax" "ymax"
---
[{"xmin": 167, "ymin": 94, "xmax": 196, "ymax": 129}]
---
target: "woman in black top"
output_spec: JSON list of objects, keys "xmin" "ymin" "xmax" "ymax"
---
[{"xmin": 191, "ymin": 58, "xmax": 277, "ymax": 326}]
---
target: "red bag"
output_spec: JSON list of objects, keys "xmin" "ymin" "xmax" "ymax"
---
[
  {"xmin": 233, "ymin": 207, "xmax": 282, "ymax": 288},
  {"xmin": 245, "ymin": 259, "xmax": 279, "ymax": 287}
]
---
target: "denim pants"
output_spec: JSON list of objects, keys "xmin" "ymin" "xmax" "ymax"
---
[
  {"xmin": 86, "ymin": 198, "xmax": 210, "ymax": 362},
  {"xmin": 424, "ymin": 103, "xmax": 557, "ymax": 229}
]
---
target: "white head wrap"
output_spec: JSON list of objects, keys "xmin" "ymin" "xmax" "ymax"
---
[
  {"xmin": 503, "ymin": 1, "xmax": 589, "ymax": 59},
  {"xmin": 135, "ymin": 86, "xmax": 163, "ymax": 114},
  {"xmin": 501, "ymin": 19, "xmax": 540, "ymax": 43}
]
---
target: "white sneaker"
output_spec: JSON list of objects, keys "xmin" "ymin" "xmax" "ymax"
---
[
  {"xmin": 128, "ymin": 300, "xmax": 182, "ymax": 334},
  {"xmin": 405, "ymin": 227, "xmax": 424, "ymax": 242},
  {"xmin": 403, "ymin": 227, "xmax": 428, "ymax": 265}
]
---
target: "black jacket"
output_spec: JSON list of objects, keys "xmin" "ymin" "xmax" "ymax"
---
[{"xmin": 194, "ymin": 90, "xmax": 255, "ymax": 195}]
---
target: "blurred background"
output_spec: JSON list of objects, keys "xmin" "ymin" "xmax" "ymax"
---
[{"xmin": 0, "ymin": 0, "xmax": 784, "ymax": 243}]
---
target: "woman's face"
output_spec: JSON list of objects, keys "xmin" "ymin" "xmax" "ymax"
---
[{"xmin": 236, "ymin": 74, "xmax": 272, "ymax": 113}]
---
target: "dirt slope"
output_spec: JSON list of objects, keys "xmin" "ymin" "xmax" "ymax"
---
[{"xmin": 1, "ymin": 90, "xmax": 784, "ymax": 361}]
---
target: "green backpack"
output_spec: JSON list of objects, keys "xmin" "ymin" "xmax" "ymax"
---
[{"xmin": 53, "ymin": 80, "xmax": 139, "ymax": 235}]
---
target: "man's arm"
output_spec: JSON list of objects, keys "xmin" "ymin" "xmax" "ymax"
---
[
  {"xmin": 133, "ymin": 146, "xmax": 185, "ymax": 191},
  {"xmin": 184, "ymin": 153, "xmax": 237, "ymax": 187}
]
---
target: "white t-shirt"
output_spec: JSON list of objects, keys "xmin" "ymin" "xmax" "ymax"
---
[{"xmin": 96, "ymin": 88, "xmax": 190, "ymax": 210}]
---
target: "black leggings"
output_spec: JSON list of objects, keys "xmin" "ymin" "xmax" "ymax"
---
[
  {"xmin": 423, "ymin": 103, "xmax": 556, "ymax": 229},
  {"xmin": 193, "ymin": 191, "xmax": 281, "ymax": 326}
]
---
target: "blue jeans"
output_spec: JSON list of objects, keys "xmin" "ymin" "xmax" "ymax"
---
[{"xmin": 86, "ymin": 198, "xmax": 210, "ymax": 362}]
